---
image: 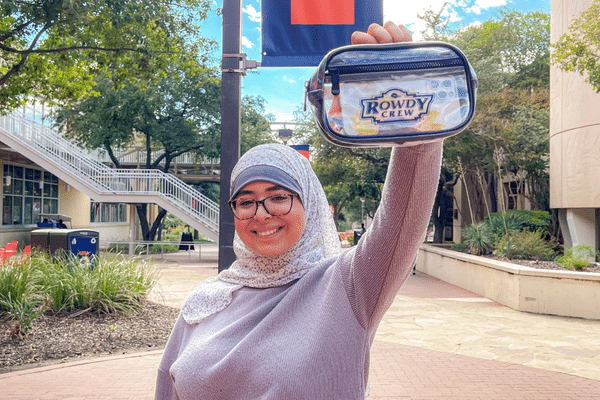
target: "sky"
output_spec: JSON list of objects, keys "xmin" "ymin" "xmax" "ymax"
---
[{"xmin": 199, "ymin": 0, "xmax": 550, "ymax": 125}]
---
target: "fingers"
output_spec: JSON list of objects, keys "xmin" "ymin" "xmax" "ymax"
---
[
  {"xmin": 351, "ymin": 22, "xmax": 413, "ymax": 45},
  {"xmin": 351, "ymin": 31, "xmax": 378, "ymax": 45},
  {"xmin": 384, "ymin": 21, "xmax": 412, "ymax": 42}
]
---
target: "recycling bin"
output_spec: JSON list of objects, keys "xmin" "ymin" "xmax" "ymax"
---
[{"xmin": 31, "ymin": 229, "xmax": 99, "ymax": 257}]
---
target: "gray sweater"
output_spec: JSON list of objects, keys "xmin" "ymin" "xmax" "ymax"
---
[{"xmin": 156, "ymin": 142, "xmax": 443, "ymax": 399}]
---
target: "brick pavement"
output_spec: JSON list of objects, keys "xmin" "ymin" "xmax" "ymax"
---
[
  {"xmin": 2, "ymin": 249, "xmax": 599, "ymax": 399},
  {"xmin": 2, "ymin": 340, "xmax": 600, "ymax": 399}
]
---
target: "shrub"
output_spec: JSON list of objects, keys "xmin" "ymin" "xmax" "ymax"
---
[
  {"xmin": 555, "ymin": 244, "xmax": 596, "ymax": 270},
  {"xmin": 494, "ymin": 230, "xmax": 559, "ymax": 261},
  {"xmin": 0, "ymin": 261, "xmax": 42, "ymax": 335},
  {"xmin": 484, "ymin": 210, "xmax": 552, "ymax": 239},
  {"xmin": 1, "ymin": 252, "xmax": 160, "ymax": 336},
  {"xmin": 462, "ymin": 222, "xmax": 494, "ymax": 255},
  {"xmin": 450, "ymin": 243, "xmax": 468, "ymax": 252},
  {"xmin": 38, "ymin": 253, "xmax": 159, "ymax": 315}
]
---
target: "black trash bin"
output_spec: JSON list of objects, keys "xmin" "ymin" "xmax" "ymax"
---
[{"xmin": 353, "ymin": 230, "xmax": 363, "ymax": 245}]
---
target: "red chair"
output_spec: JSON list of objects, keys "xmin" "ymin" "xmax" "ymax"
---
[
  {"xmin": 3, "ymin": 241, "xmax": 18, "ymax": 263},
  {"xmin": 17, "ymin": 245, "xmax": 31, "ymax": 265}
]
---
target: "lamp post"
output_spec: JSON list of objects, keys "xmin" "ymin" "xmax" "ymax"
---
[
  {"xmin": 360, "ymin": 198, "xmax": 365, "ymax": 227},
  {"xmin": 278, "ymin": 128, "xmax": 293, "ymax": 145}
]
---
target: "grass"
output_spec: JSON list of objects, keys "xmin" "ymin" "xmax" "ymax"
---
[{"xmin": 0, "ymin": 250, "xmax": 159, "ymax": 335}]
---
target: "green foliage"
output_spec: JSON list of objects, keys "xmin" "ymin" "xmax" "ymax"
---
[
  {"xmin": 240, "ymin": 96, "xmax": 277, "ymax": 155},
  {"xmin": 552, "ymin": 0, "xmax": 600, "ymax": 92},
  {"xmin": 0, "ymin": 261, "xmax": 42, "ymax": 334},
  {"xmin": 462, "ymin": 222, "xmax": 494, "ymax": 255},
  {"xmin": 555, "ymin": 245, "xmax": 597, "ymax": 270},
  {"xmin": 54, "ymin": 64, "xmax": 221, "ymax": 240},
  {"xmin": 451, "ymin": 8, "xmax": 550, "ymax": 93},
  {"xmin": 0, "ymin": 252, "xmax": 158, "ymax": 336},
  {"xmin": 1, "ymin": 0, "xmax": 215, "ymax": 111},
  {"xmin": 450, "ymin": 243, "xmax": 468, "ymax": 252},
  {"xmin": 484, "ymin": 210, "xmax": 552, "ymax": 239},
  {"xmin": 494, "ymin": 230, "xmax": 558, "ymax": 261}
]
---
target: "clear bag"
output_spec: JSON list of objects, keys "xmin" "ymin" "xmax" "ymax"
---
[{"xmin": 306, "ymin": 42, "xmax": 478, "ymax": 147}]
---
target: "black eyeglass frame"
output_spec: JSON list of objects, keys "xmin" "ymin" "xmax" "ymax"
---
[{"xmin": 228, "ymin": 194, "xmax": 300, "ymax": 220}]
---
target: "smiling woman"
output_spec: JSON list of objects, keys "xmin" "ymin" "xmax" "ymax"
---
[{"xmin": 156, "ymin": 22, "xmax": 444, "ymax": 400}]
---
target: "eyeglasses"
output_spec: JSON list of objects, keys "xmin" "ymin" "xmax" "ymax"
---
[{"xmin": 229, "ymin": 194, "xmax": 299, "ymax": 220}]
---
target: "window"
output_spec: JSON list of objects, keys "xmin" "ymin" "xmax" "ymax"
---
[
  {"xmin": 2, "ymin": 165, "xmax": 58, "ymax": 226},
  {"xmin": 90, "ymin": 202, "xmax": 127, "ymax": 223}
]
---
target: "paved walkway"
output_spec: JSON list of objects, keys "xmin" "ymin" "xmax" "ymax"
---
[{"xmin": 2, "ymin": 246, "xmax": 600, "ymax": 399}]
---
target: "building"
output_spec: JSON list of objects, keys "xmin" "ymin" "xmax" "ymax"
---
[
  {"xmin": 550, "ymin": 0, "xmax": 600, "ymax": 251},
  {"xmin": 0, "ymin": 103, "xmax": 220, "ymax": 248}
]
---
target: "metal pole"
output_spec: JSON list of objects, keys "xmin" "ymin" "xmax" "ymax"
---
[{"xmin": 218, "ymin": 0, "xmax": 242, "ymax": 272}]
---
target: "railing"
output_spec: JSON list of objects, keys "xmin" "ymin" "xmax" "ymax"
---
[
  {"xmin": 0, "ymin": 111, "xmax": 220, "ymax": 237},
  {"xmin": 99, "ymin": 240, "xmax": 218, "ymax": 261},
  {"xmin": 91, "ymin": 147, "xmax": 220, "ymax": 168}
]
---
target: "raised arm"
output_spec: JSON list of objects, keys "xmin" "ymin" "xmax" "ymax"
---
[
  {"xmin": 339, "ymin": 142, "xmax": 442, "ymax": 330},
  {"xmin": 334, "ymin": 23, "xmax": 443, "ymax": 330}
]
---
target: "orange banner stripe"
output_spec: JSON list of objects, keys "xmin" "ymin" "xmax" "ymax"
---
[{"xmin": 291, "ymin": 0, "xmax": 355, "ymax": 25}]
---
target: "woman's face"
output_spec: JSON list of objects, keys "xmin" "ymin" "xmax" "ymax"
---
[{"xmin": 233, "ymin": 181, "xmax": 306, "ymax": 258}]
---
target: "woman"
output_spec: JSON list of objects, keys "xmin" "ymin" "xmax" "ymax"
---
[{"xmin": 156, "ymin": 22, "xmax": 443, "ymax": 399}]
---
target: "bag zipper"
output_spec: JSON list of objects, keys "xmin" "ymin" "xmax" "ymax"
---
[{"xmin": 327, "ymin": 58, "xmax": 465, "ymax": 95}]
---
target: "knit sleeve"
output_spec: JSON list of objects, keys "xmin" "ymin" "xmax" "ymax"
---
[
  {"xmin": 155, "ymin": 315, "xmax": 185, "ymax": 400},
  {"xmin": 339, "ymin": 141, "xmax": 443, "ymax": 330}
]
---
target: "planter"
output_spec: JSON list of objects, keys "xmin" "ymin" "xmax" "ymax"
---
[{"xmin": 417, "ymin": 243, "xmax": 600, "ymax": 320}]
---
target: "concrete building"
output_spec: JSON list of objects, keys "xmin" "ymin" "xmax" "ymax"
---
[{"xmin": 550, "ymin": 0, "xmax": 600, "ymax": 251}]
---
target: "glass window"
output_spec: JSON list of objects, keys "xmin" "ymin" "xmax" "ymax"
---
[
  {"xmin": 90, "ymin": 202, "xmax": 127, "ymax": 223},
  {"xmin": 2, "ymin": 164, "xmax": 59, "ymax": 226}
]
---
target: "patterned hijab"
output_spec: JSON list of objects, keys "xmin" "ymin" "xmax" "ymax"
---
[{"xmin": 182, "ymin": 144, "xmax": 342, "ymax": 324}]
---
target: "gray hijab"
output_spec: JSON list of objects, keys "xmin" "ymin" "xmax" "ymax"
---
[{"xmin": 182, "ymin": 144, "xmax": 342, "ymax": 324}]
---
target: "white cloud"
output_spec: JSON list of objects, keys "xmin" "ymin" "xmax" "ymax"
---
[
  {"xmin": 474, "ymin": 0, "xmax": 506, "ymax": 8},
  {"xmin": 383, "ymin": 0, "xmax": 461, "ymax": 40},
  {"xmin": 242, "ymin": 36, "xmax": 254, "ymax": 49},
  {"xmin": 242, "ymin": 4, "xmax": 261, "ymax": 23},
  {"xmin": 467, "ymin": 5, "xmax": 482, "ymax": 14},
  {"xmin": 283, "ymin": 75, "xmax": 296, "ymax": 84}
]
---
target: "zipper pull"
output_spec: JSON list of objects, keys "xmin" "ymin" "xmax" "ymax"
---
[{"xmin": 331, "ymin": 71, "xmax": 340, "ymax": 96}]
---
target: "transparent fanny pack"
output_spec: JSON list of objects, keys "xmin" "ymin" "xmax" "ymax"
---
[{"xmin": 306, "ymin": 42, "xmax": 478, "ymax": 147}]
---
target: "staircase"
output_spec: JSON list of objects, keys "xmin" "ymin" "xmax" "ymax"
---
[{"xmin": 0, "ymin": 111, "xmax": 220, "ymax": 242}]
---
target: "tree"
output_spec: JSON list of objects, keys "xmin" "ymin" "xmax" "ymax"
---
[
  {"xmin": 0, "ymin": 0, "xmax": 213, "ymax": 112},
  {"xmin": 551, "ymin": 0, "xmax": 600, "ymax": 92},
  {"xmin": 417, "ymin": 2, "xmax": 451, "ymax": 40},
  {"xmin": 414, "ymin": 8, "xmax": 552, "ymax": 240},
  {"xmin": 240, "ymin": 96, "xmax": 277, "ymax": 154},
  {"xmin": 451, "ymin": 8, "xmax": 550, "ymax": 94},
  {"xmin": 54, "ymin": 64, "xmax": 221, "ymax": 241}
]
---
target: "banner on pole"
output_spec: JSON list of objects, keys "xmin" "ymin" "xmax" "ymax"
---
[
  {"xmin": 261, "ymin": 0, "xmax": 383, "ymax": 67},
  {"xmin": 290, "ymin": 144, "xmax": 310, "ymax": 160}
]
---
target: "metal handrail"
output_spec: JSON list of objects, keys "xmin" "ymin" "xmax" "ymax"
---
[
  {"xmin": 0, "ymin": 111, "xmax": 220, "ymax": 235},
  {"xmin": 90, "ymin": 147, "xmax": 220, "ymax": 167}
]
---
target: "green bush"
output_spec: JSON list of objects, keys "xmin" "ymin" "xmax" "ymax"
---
[
  {"xmin": 0, "ymin": 261, "xmax": 42, "ymax": 334},
  {"xmin": 555, "ymin": 244, "xmax": 596, "ymax": 270},
  {"xmin": 450, "ymin": 243, "xmax": 468, "ymax": 252},
  {"xmin": 484, "ymin": 210, "xmax": 551, "ymax": 240},
  {"xmin": 37, "ymin": 253, "xmax": 159, "ymax": 314},
  {"xmin": 494, "ymin": 230, "xmax": 559, "ymax": 261},
  {"xmin": 462, "ymin": 222, "xmax": 494, "ymax": 255},
  {"xmin": 1, "ymin": 252, "xmax": 159, "ymax": 335}
]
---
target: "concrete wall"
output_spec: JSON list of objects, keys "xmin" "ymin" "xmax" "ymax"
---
[
  {"xmin": 550, "ymin": 0, "xmax": 600, "ymax": 252},
  {"xmin": 417, "ymin": 244, "xmax": 600, "ymax": 320}
]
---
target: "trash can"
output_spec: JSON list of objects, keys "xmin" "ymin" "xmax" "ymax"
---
[
  {"xmin": 353, "ymin": 230, "xmax": 363, "ymax": 245},
  {"xmin": 31, "ymin": 228, "xmax": 99, "ymax": 257}
]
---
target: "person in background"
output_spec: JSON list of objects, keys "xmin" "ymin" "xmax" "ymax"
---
[{"xmin": 156, "ymin": 21, "xmax": 443, "ymax": 399}]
